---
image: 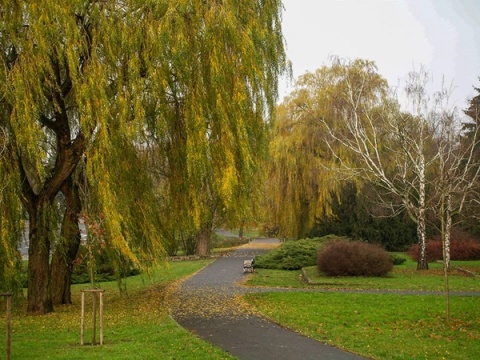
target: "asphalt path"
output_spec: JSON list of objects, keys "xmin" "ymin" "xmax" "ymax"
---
[{"xmin": 170, "ymin": 239, "xmax": 366, "ymax": 360}]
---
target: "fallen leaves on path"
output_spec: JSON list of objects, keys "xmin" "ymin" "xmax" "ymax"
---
[
  {"xmin": 166, "ymin": 242, "xmax": 275, "ymax": 321},
  {"xmin": 166, "ymin": 277, "xmax": 259, "ymax": 320}
]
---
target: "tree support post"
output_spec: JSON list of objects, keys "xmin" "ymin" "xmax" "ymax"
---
[
  {"xmin": 1, "ymin": 293, "xmax": 12, "ymax": 360},
  {"xmin": 80, "ymin": 289, "xmax": 105, "ymax": 345}
]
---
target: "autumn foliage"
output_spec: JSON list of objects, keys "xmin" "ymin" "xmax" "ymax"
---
[
  {"xmin": 408, "ymin": 233, "xmax": 480, "ymax": 262},
  {"xmin": 317, "ymin": 240, "xmax": 393, "ymax": 276}
]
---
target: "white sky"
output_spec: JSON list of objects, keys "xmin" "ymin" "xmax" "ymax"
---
[{"xmin": 279, "ymin": 0, "xmax": 480, "ymax": 110}]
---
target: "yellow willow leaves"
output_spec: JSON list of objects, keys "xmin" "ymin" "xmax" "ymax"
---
[
  {"xmin": 1, "ymin": 0, "xmax": 286, "ymax": 275},
  {"xmin": 219, "ymin": 162, "xmax": 237, "ymax": 209},
  {"xmin": 152, "ymin": 1, "xmax": 283, "ymax": 222},
  {"xmin": 266, "ymin": 59, "xmax": 389, "ymax": 238},
  {"xmin": 0, "ymin": 228, "xmax": 15, "ymax": 271}
]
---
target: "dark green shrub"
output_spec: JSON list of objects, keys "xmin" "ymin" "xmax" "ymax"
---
[
  {"xmin": 317, "ymin": 240, "xmax": 393, "ymax": 276},
  {"xmin": 307, "ymin": 182, "xmax": 417, "ymax": 251},
  {"xmin": 255, "ymin": 236, "xmax": 335, "ymax": 270},
  {"xmin": 390, "ymin": 253, "xmax": 407, "ymax": 265}
]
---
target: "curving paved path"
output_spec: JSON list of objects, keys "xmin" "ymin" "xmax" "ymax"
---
[{"xmin": 170, "ymin": 239, "xmax": 366, "ymax": 360}]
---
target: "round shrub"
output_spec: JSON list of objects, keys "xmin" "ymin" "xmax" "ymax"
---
[{"xmin": 317, "ymin": 240, "xmax": 393, "ymax": 276}]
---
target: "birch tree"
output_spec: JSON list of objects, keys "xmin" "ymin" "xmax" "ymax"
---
[
  {"xmin": 317, "ymin": 58, "xmax": 480, "ymax": 277},
  {"xmin": 316, "ymin": 59, "xmax": 436, "ymax": 270},
  {"xmin": 430, "ymin": 86, "xmax": 480, "ymax": 319}
]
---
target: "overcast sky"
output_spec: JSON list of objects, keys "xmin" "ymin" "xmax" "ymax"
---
[{"xmin": 279, "ymin": 0, "xmax": 480, "ymax": 110}]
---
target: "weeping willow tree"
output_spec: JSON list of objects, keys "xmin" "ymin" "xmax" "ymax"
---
[
  {"xmin": 0, "ymin": 0, "xmax": 287, "ymax": 313},
  {"xmin": 143, "ymin": 0, "xmax": 288, "ymax": 255},
  {"xmin": 266, "ymin": 58, "xmax": 389, "ymax": 239},
  {"xmin": 266, "ymin": 100, "xmax": 328, "ymax": 239}
]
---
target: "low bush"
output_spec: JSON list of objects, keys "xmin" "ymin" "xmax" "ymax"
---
[
  {"xmin": 408, "ymin": 230, "xmax": 480, "ymax": 262},
  {"xmin": 317, "ymin": 240, "xmax": 393, "ymax": 276},
  {"xmin": 254, "ymin": 236, "xmax": 334, "ymax": 270},
  {"xmin": 390, "ymin": 253, "xmax": 407, "ymax": 265},
  {"xmin": 260, "ymin": 223, "xmax": 279, "ymax": 237}
]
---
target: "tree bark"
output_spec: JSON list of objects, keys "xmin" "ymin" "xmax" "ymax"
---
[
  {"xmin": 416, "ymin": 208, "xmax": 428, "ymax": 270},
  {"xmin": 51, "ymin": 178, "xmax": 82, "ymax": 305},
  {"xmin": 238, "ymin": 219, "xmax": 245, "ymax": 239},
  {"xmin": 26, "ymin": 201, "xmax": 54, "ymax": 314},
  {"xmin": 416, "ymin": 141, "xmax": 429, "ymax": 270},
  {"xmin": 195, "ymin": 227, "xmax": 211, "ymax": 256},
  {"xmin": 21, "ymin": 132, "xmax": 85, "ymax": 313}
]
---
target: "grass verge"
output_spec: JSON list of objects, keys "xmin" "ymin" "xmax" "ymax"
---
[
  {"xmin": 243, "ymin": 255, "xmax": 480, "ymax": 359},
  {"xmin": 0, "ymin": 260, "xmax": 234, "ymax": 360},
  {"xmin": 244, "ymin": 292, "xmax": 480, "ymax": 359}
]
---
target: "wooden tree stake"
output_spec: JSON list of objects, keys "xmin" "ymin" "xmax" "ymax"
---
[{"xmin": 80, "ymin": 289, "xmax": 105, "ymax": 346}]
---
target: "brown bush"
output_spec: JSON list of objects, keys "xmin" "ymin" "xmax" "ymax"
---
[
  {"xmin": 261, "ymin": 223, "xmax": 279, "ymax": 237},
  {"xmin": 317, "ymin": 240, "xmax": 393, "ymax": 277},
  {"xmin": 408, "ymin": 240, "xmax": 480, "ymax": 262},
  {"xmin": 408, "ymin": 228, "xmax": 480, "ymax": 261}
]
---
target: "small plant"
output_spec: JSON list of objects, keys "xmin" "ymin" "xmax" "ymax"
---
[
  {"xmin": 317, "ymin": 240, "xmax": 393, "ymax": 276},
  {"xmin": 390, "ymin": 253, "xmax": 407, "ymax": 265}
]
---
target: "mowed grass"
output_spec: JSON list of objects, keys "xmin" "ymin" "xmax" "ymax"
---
[
  {"xmin": 247, "ymin": 256, "xmax": 480, "ymax": 292},
  {"xmin": 244, "ymin": 256, "xmax": 480, "ymax": 359},
  {"xmin": 0, "ymin": 260, "xmax": 234, "ymax": 360},
  {"xmin": 244, "ymin": 292, "xmax": 480, "ymax": 360}
]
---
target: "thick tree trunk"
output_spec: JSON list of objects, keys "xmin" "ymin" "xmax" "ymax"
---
[
  {"xmin": 51, "ymin": 178, "xmax": 81, "ymax": 305},
  {"xmin": 195, "ymin": 227, "xmax": 211, "ymax": 256},
  {"xmin": 22, "ymin": 133, "xmax": 85, "ymax": 313},
  {"xmin": 27, "ymin": 202, "xmax": 53, "ymax": 314}
]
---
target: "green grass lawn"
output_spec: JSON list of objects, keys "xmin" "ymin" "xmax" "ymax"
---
[
  {"xmin": 244, "ymin": 292, "xmax": 480, "ymax": 360},
  {"xmin": 247, "ymin": 257, "xmax": 480, "ymax": 292},
  {"xmin": 3, "ymin": 252, "xmax": 479, "ymax": 359},
  {"xmin": 0, "ymin": 260, "xmax": 234, "ymax": 360},
  {"xmin": 243, "ymin": 256, "xmax": 480, "ymax": 359}
]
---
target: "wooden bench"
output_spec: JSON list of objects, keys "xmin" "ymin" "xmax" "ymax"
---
[{"xmin": 243, "ymin": 259, "xmax": 255, "ymax": 273}]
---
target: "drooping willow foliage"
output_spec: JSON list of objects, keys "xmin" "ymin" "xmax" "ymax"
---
[
  {"xmin": 266, "ymin": 58, "xmax": 391, "ymax": 239},
  {"xmin": 0, "ymin": 0, "xmax": 287, "ymax": 313}
]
